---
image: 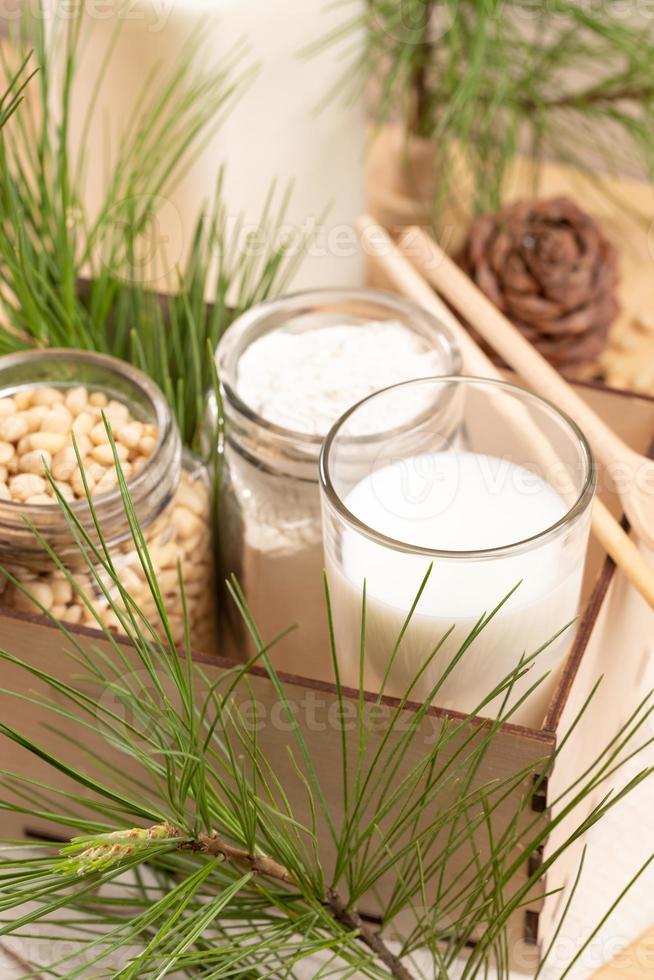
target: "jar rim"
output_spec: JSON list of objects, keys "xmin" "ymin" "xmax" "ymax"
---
[
  {"xmin": 319, "ymin": 374, "xmax": 596, "ymax": 561},
  {"xmin": 215, "ymin": 287, "xmax": 463, "ymax": 451}
]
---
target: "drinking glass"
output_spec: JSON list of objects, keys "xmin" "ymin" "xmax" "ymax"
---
[{"xmin": 320, "ymin": 376, "xmax": 595, "ymax": 726}]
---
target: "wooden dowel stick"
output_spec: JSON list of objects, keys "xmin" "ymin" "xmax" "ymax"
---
[
  {"xmin": 356, "ymin": 213, "xmax": 654, "ymax": 612},
  {"xmin": 357, "ymin": 213, "xmax": 575, "ymax": 501},
  {"xmin": 401, "ymin": 225, "xmax": 630, "ymax": 467}
]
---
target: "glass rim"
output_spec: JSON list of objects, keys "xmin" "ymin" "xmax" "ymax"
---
[
  {"xmin": 319, "ymin": 374, "xmax": 596, "ymax": 560},
  {"xmin": 215, "ymin": 286, "xmax": 463, "ymax": 447}
]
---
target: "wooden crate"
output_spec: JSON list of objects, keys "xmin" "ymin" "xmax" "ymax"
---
[{"xmin": 1, "ymin": 380, "xmax": 653, "ymax": 975}]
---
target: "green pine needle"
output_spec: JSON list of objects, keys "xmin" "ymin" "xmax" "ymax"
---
[{"xmin": 323, "ymin": 0, "xmax": 654, "ymax": 217}]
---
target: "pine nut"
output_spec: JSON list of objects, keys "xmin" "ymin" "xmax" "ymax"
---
[
  {"xmin": 25, "ymin": 581, "xmax": 54, "ymax": 609},
  {"xmin": 24, "ymin": 406, "xmax": 49, "ymax": 432},
  {"xmin": 51, "ymin": 447, "xmax": 78, "ymax": 481},
  {"xmin": 75, "ymin": 435, "xmax": 92, "ymax": 457},
  {"xmin": 10, "ymin": 473, "xmax": 47, "ymax": 499},
  {"xmin": 118, "ymin": 421, "xmax": 143, "ymax": 449},
  {"xmin": 31, "ymin": 387, "xmax": 64, "ymax": 407},
  {"xmin": 72, "ymin": 412, "xmax": 95, "ymax": 437},
  {"xmin": 90, "ymin": 441, "xmax": 128, "ymax": 466},
  {"xmin": 139, "ymin": 435, "xmax": 156, "ymax": 456},
  {"xmin": 105, "ymin": 400, "xmax": 130, "ymax": 425},
  {"xmin": 13, "ymin": 390, "xmax": 32, "ymax": 411},
  {"xmin": 94, "ymin": 469, "xmax": 118, "ymax": 495},
  {"xmin": 0, "ymin": 442, "xmax": 14, "ymax": 465},
  {"xmin": 90, "ymin": 422, "xmax": 113, "ymax": 445},
  {"xmin": 171, "ymin": 506, "xmax": 200, "ymax": 538},
  {"xmin": 41, "ymin": 410, "xmax": 73, "ymax": 435},
  {"xmin": 64, "ymin": 604, "xmax": 82, "ymax": 624},
  {"xmin": 0, "ymin": 415, "xmax": 28, "ymax": 442},
  {"xmin": 19, "ymin": 450, "xmax": 52, "ymax": 475},
  {"xmin": 65, "ymin": 386, "xmax": 88, "ymax": 414},
  {"xmin": 30, "ymin": 432, "xmax": 67, "ymax": 454},
  {"xmin": 51, "ymin": 578, "xmax": 73, "ymax": 604},
  {"xmin": 25, "ymin": 493, "xmax": 53, "ymax": 504}
]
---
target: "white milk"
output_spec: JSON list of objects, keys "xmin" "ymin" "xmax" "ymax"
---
[
  {"xmin": 49, "ymin": 0, "xmax": 365, "ymax": 290},
  {"xmin": 326, "ymin": 451, "xmax": 585, "ymax": 727}
]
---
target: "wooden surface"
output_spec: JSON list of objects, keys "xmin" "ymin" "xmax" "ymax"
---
[{"xmin": 593, "ymin": 926, "xmax": 654, "ymax": 977}]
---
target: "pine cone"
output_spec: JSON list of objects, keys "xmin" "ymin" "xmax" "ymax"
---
[{"xmin": 459, "ymin": 197, "xmax": 619, "ymax": 375}]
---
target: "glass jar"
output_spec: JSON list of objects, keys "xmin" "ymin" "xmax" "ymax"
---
[
  {"xmin": 0, "ymin": 350, "xmax": 217, "ymax": 654},
  {"xmin": 320, "ymin": 377, "xmax": 595, "ymax": 727},
  {"xmin": 213, "ymin": 288, "xmax": 461, "ymax": 678}
]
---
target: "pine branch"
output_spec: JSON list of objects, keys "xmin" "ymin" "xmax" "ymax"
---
[
  {"xmin": 409, "ymin": 1, "xmax": 435, "ymax": 137},
  {"xmin": 193, "ymin": 839, "xmax": 419, "ymax": 979},
  {"xmin": 328, "ymin": 890, "xmax": 416, "ymax": 980},
  {"xmin": 427, "ymin": 83, "xmax": 654, "ymax": 114},
  {"xmin": 195, "ymin": 834, "xmax": 417, "ymax": 978},
  {"xmin": 331, "ymin": 0, "xmax": 654, "ymax": 216},
  {"xmin": 185, "ymin": 830, "xmax": 295, "ymax": 886},
  {"xmin": 527, "ymin": 85, "xmax": 654, "ymax": 112},
  {"xmin": 70, "ymin": 822, "xmax": 414, "ymax": 978}
]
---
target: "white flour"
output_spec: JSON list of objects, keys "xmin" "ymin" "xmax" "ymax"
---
[
  {"xmin": 222, "ymin": 318, "xmax": 454, "ymax": 679},
  {"xmin": 236, "ymin": 321, "xmax": 447, "ymax": 436}
]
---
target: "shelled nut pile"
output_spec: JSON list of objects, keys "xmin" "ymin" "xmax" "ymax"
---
[
  {"xmin": 0, "ymin": 384, "xmax": 217, "ymax": 654},
  {"xmin": 0, "ymin": 385, "xmax": 157, "ymax": 502}
]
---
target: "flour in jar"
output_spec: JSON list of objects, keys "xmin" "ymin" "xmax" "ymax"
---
[
  {"xmin": 222, "ymin": 317, "xmax": 453, "ymax": 679},
  {"xmin": 235, "ymin": 321, "xmax": 447, "ymax": 436}
]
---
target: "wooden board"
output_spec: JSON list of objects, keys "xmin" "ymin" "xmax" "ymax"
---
[{"xmin": 593, "ymin": 925, "xmax": 654, "ymax": 978}]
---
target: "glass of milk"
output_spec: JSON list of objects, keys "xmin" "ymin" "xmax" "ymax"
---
[{"xmin": 320, "ymin": 377, "xmax": 596, "ymax": 727}]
